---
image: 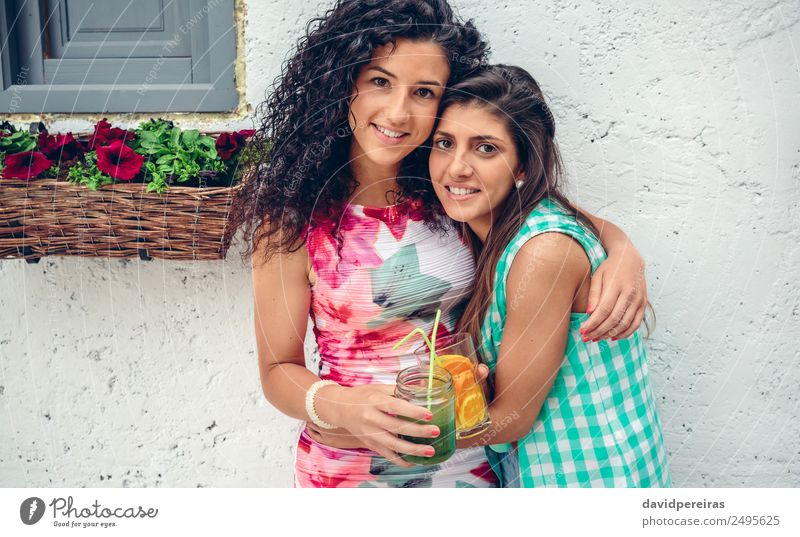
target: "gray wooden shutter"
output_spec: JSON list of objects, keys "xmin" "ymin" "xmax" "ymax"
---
[{"xmin": 0, "ymin": 0, "xmax": 238, "ymax": 113}]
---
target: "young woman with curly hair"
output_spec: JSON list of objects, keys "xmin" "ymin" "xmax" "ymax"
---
[{"xmin": 226, "ymin": 0, "xmax": 651, "ymax": 488}]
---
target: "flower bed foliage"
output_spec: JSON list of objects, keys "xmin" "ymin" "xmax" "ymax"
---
[{"xmin": 0, "ymin": 119, "xmax": 256, "ymax": 193}]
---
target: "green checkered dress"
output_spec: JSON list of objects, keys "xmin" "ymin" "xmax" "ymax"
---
[{"xmin": 480, "ymin": 197, "xmax": 671, "ymax": 488}]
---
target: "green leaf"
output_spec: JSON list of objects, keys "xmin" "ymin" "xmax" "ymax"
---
[
  {"xmin": 169, "ymin": 127, "xmax": 181, "ymax": 149},
  {"xmin": 197, "ymin": 136, "xmax": 216, "ymax": 149},
  {"xmin": 210, "ymin": 159, "xmax": 226, "ymax": 173},
  {"xmin": 65, "ymin": 152, "xmax": 112, "ymax": 191},
  {"xmin": 0, "ymin": 130, "xmax": 37, "ymax": 154},
  {"xmin": 67, "ymin": 164, "xmax": 83, "ymax": 184},
  {"xmin": 136, "ymin": 131, "xmax": 158, "ymax": 144},
  {"xmin": 146, "ymin": 173, "xmax": 168, "ymax": 193},
  {"xmin": 181, "ymin": 129, "xmax": 200, "ymax": 147},
  {"xmin": 199, "ymin": 147, "xmax": 218, "ymax": 159}
]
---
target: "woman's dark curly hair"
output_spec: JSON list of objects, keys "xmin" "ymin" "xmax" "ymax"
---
[{"xmin": 226, "ymin": 0, "xmax": 489, "ymax": 266}]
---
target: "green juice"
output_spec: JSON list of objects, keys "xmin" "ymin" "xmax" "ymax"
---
[{"xmin": 395, "ymin": 371, "xmax": 457, "ymax": 466}]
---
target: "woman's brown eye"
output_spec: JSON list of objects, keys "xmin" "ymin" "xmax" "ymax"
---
[
  {"xmin": 435, "ymin": 139, "xmax": 452, "ymax": 150},
  {"xmin": 477, "ymin": 143, "xmax": 496, "ymax": 154},
  {"xmin": 372, "ymin": 77, "xmax": 389, "ymax": 88}
]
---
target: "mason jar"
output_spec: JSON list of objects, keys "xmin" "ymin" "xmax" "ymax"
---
[
  {"xmin": 414, "ymin": 332, "xmax": 491, "ymax": 439},
  {"xmin": 394, "ymin": 365, "xmax": 457, "ymax": 465}
]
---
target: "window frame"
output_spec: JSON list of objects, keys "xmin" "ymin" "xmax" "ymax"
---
[{"xmin": 0, "ymin": 0, "xmax": 238, "ymax": 113}]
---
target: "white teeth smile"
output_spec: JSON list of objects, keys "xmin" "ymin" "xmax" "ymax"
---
[
  {"xmin": 447, "ymin": 186, "xmax": 480, "ymax": 196},
  {"xmin": 374, "ymin": 124, "xmax": 405, "ymax": 138}
]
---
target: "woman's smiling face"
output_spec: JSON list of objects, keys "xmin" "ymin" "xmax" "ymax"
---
[
  {"xmin": 348, "ymin": 38, "xmax": 450, "ymax": 169},
  {"xmin": 429, "ymin": 103, "xmax": 523, "ymax": 237}
]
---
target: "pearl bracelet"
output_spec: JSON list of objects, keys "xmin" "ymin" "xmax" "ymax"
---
[{"xmin": 305, "ymin": 379, "xmax": 338, "ymax": 430}]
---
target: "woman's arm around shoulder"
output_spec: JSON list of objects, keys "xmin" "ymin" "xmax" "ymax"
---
[{"xmin": 576, "ymin": 207, "xmax": 649, "ymax": 341}]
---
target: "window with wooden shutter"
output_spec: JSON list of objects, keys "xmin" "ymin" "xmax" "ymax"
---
[{"xmin": 0, "ymin": 0, "xmax": 238, "ymax": 113}]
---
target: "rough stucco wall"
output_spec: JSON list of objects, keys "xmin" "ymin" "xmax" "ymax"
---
[{"xmin": 1, "ymin": 0, "xmax": 798, "ymax": 487}]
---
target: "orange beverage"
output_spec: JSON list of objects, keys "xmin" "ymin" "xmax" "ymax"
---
[{"xmin": 414, "ymin": 333, "xmax": 491, "ymax": 439}]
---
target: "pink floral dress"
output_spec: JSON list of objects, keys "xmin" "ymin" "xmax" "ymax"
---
[{"xmin": 293, "ymin": 198, "xmax": 499, "ymax": 488}]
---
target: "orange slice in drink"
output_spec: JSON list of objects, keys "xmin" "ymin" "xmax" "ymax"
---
[
  {"xmin": 450, "ymin": 371, "xmax": 472, "ymax": 395},
  {"xmin": 438, "ymin": 354, "xmax": 474, "ymax": 398},
  {"xmin": 439, "ymin": 354, "xmax": 486, "ymax": 429},
  {"xmin": 457, "ymin": 389, "xmax": 486, "ymax": 429},
  {"xmin": 437, "ymin": 354, "xmax": 473, "ymax": 378}
]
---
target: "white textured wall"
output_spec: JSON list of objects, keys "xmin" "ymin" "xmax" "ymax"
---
[{"xmin": 1, "ymin": 0, "xmax": 798, "ymax": 487}]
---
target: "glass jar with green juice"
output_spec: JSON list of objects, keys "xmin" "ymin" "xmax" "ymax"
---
[{"xmin": 394, "ymin": 365, "xmax": 456, "ymax": 465}]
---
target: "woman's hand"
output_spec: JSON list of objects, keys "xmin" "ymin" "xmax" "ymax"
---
[
  {"xmin": 311, "ymin": 366, "xmax": 492, "ymax": 453},
  {"xmin": 316, "ymin": 384, "xmax": 442, "ymax": 467},
  {"xmin": 306, "ymin": 424, "xmax": 368, "ymax": 450},
  {"xmin": 475, "ymin": 363, "xmax": 491, "ymax": 401},
  {"xmin": 579, "ymin": 243, "xmax": 648, "ymax": 341}
]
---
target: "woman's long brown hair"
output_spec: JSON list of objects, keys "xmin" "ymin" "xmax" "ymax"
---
[{"xmin": 442, "ymin": 65, "xmax": 601, "ymax": 353}]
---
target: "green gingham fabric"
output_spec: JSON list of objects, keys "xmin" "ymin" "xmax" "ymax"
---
[{"xmin": 480, "ymin": 197, "xmax": 671, "ymax": 487}]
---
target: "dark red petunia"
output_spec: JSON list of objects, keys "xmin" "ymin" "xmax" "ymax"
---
[
  {"xmin": 2, "ymin": 151, "xmax": 52, "ymax": 179},
  {"xmin": 37, "ymin": 129, "xmax": 82, "ymax": 161},
  {"xmin": 215, "ymin": 129, "xmax": 256, "ymax": 160},
  {"xmin": 95, "ymin": 139, "xmax": 144, "ymax": 180},
  {"xmin": 0, "ymin": 131, "xmax": 9, "ymax": 138},
  {"xmin": 85, "ymin": 118, "xmax": 136, "ymax": 150}
]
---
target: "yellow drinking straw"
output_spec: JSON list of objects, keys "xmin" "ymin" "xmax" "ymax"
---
[
  {"xmin": 393, "ymin": 309, "xmax": 442, "ymax": 410},
  {"xmin": 393, "ymin": 328, "xmax": 434, "ymax": 357},
  {"xmin": 427, "ymin": 309, "xmax": 442, "ymax": 407}
]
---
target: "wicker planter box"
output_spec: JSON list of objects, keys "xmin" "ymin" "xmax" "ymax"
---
[{"xmin": 0, "ymin": 178, "xmax": 241, "ymax": 262}]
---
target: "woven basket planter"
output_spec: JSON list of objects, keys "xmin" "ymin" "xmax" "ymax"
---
[{"xmin": 0, "ymin": 177, "xmax": 241, "ymax": 262}]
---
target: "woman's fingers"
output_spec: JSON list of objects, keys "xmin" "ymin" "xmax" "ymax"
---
[
  {"xmin": 475, "ymin": 363, "xmax": 490, "ymax": 383},
  {"xmin": 379, "ymin": 396, "xmax": 433, "ymax": 422},
  {"xmin": 371, "ymin": 444, "xmax": 415, "ymax": 468},
  {"xmin": 366, "ymin": 385, "xmax": 431, "ymax": 420},
  {"xmin": 390, "ymin": 456, "xmax": 415, "ymax": 468},
  {"xmin": 308, "ymin": 419, "xmax": 431, "ymax": 466},
  {"xmin": 613, "ymin": 305, "xmax": 646, "ymax": 340},
  {"xmin": 601, "ymin": 298, "xmax": 640, "ymax": 340},
  {"xmin": 582, "ymin": 288, "xmax": 632, "ymax": 341},
  {"xmin": 370, "ymin": 384, "xmax": 397, "ymax": 396},
  {"xmin": 366, "ymin": 432, "xmax": 428, "ymax": 467},
  {"xmin": 585, "ymin": 266, "xmax": 604, "ymax": 314},
  {"xmin": 376, "ymin": 412, "xmax": 439, "ymax": 438},
  {"xmin": 580, "ymin": 285, "xmax": 622, "ymax": 338},
  {"xmin": 384, "ymin": 433, "xmax": 438, "ymax": 458}
]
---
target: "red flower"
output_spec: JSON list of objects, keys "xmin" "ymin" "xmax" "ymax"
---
[
  {"xmin": 85, "ymin": 118, "xmax": 135, "ymax": 150},
  {"xmin": 37, "ymin": 129, "xmax": 82, "ymax": 161},
  {"xmin": 0, "ymin": 131, "xmax": 9, "ymax": 138},
  {"xmin": 2, "ymin": 151, "xmax": 52, "ymax": 179},
  {"xmin": 95, "ymin": 139, "xmax": 144, "ymax": 180},
  {"xmin": 215, "ymin": 129, "xmax": 256, "ymax": 160}
]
